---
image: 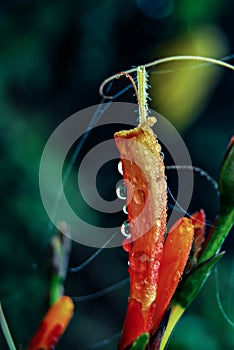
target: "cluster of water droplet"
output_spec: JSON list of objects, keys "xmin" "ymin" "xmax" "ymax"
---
[{"xmin": 116, "ymin": 161, "xmax": 131, "ymax": 239}]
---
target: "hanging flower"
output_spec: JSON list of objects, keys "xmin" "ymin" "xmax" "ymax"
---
[
  {"xmin": 114, "ymin": 118, "xmax": 195, "ymax": 349},
  {"xmin": 114, "ymin": 116, "xmax": 233, "ymax": 349}
]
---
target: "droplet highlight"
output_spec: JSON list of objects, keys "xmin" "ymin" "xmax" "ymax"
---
[
  {"xmin": 155, "ymin": 143, "xmax": 161, "ymax": 152},
  {"xmin": 133, "ymin": 189, "xmax": 146, "ymax": 205},
  {"xmin": 156, "ymin": 177, "xmax": 167, "ymax": 193},
  {"xmin": 121, "ymin": 220, "xmax": 131, "ymax": 238},
  {"xmin": 122, "ymin": 238, "xmax": 131, "ymax": 252},
  {"xmin": 153, "ymin": 259, "xmax": 161, "ymax": 271},
  {"xmin": 160, "ymin": 151, "xmax": 165, "ymax": 160},
  {"xmin": 123, "ymin": 205, "xmax": 128, "ymax": 214},
  {"xmin": 179, "ymin": 222, "xmax": 193, "ymax": 235},
  {"xmin": 155, "ymin": 242, "xmax": 163, "ymax": 254},
  {"xmin": 118, "ymin": 161, "xmax": 123, "ymax": 175},
  {"xmin": 134, "ymin": 282, "xmax": 144, "ymax": 290},
  {"xmin": 116, "ymin": 182, "xmax": 127, "ymax": 200},
  {"xmin": 155, "ymin": 218, "xmax": 161, "ymax": 227},
  {"xmin": 129, "ymin": 251, "xmax": 150, "ymax": 272}
]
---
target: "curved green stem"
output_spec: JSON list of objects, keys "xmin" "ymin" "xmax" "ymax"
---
[
  {"xmin": 0, "ymin": 303, "xmax": 17, "ymax": 350},
  {"xmin": 99, "ymin": 55, "xmax": 234, "ymax": 99}
]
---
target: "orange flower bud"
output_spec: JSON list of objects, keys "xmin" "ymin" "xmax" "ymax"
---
[
  {"xmin": 28, "ymin": 296, "xmax": 74, "ymax": 350},
  {"xmin": 152, "ymin": 218, "xmax": 194, "ymax": 333}
]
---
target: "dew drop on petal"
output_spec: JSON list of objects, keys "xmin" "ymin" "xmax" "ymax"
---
[
  {"xmin": 129, "ymin": 251, "xmax": 150, "ymax": 272},
  {"xmin": 153, "ymin": 259, "xmax": 161, "ymax": 272},
  {"xmin": 123, "ymin": 205, "xmax": 128, "ymax": 214},
  {"xmin": 121, "ymin": 220, "xmax": 131, "ymax": 238},
  {"xmin": 179, "ymin": 222, "xmax": 193, "ymax": 235},
  {"xmin": 156, "ymin": 178, "xmax": 167, "ymax": 193},
  {"xmin": 155, "ymin": 242, "xmax": 163, "ymax": 254},
  {"xmin": 116, "ymin": 183, "xmax": 127, "ymax": 200},
  {"xmin": 134, "ymin": 282, "xmax": 143, "ymax": 290},
  {"xmin": 173, "ymin": 271, "xmax": 182, "ymax": 282},
  {"xmin": 133, "ymin": 189, "xmax": 146, "ymax": 205},
  {"xmin": 179, "ymin": 223, "xmax": 187, "ymax": 235},
  {"xmin": 144, "ymin": 163, "xmax": 151, "ymax": 171},
  {"xmin": 118, "ymin": 161, "xmax": 123, "ymax": 175},
  {"xmin": 122, "ymin": 238, "xmax": 132, "ymax": 252},
  {"xmin": 155, "ymin": 143, "xmax": 161, "ymax": 152},
  {"xmin": 132, "ymin": 176, "xmax": 138, "ymax": 184},
  {"xmin": 155, "ymin": 218, "xmax": 161, "ymax": 227}
]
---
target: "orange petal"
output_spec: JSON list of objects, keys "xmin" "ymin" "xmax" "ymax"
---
[
  {"xmin": 115, "ymin": 119, "xmax": 167, "ymax": 311},
  {"xmin": 115, "ymin": 119, "xmax": 167, "ymax": 348},
  {"xmin": 152, "ymin": 218, "xmax": 194, "ymax": 333},
  {"xmin": 28, "ymin": 296, "xmax": 74, "ymax": 350}
]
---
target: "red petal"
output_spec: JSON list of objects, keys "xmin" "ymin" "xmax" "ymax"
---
[
  {"xmin": 190, "ymin": 209, "xmax": 206, "ymax": 263},
  {"xmin": 118, "ymin": 299, "xmax": 148, "ymax": 350}
]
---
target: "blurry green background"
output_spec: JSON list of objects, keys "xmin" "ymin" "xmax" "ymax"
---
[{"xmin": 0, "ymin": 0, "xmax": 234, "ymax": 349}]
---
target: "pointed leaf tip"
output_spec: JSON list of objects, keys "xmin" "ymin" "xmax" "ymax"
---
[{"xmin": 219, "ymin": 136, "xmax": 234, "ymax": 207}]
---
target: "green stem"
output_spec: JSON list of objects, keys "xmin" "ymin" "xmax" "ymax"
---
[
  {"xmin": 0, "ymin": 303, "xmax": 17, "ymax": 350},
  {"xmin": 99, "ymin": 55, "xmax": 234, "ymax": 99},
  {"xmin": 49, "ymin": 224, "xmax": 72, "ymax": 306},
  {"xmin": 199, "ymin": 207, "xmax": 234, "ymax": 264},
  {"xmin": 137, "ymin": 66, "xmax": 148, "ymax": 123}
]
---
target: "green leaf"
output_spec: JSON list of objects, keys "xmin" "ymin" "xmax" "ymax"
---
[
  {"xmin": 172, "ymin": 252, "xmax": 224, "ymax": 309},
  {"xmin": 199, "ymin": 137, "xmax": 234, "ymax": 264},
  {"xmin": 130, "ymin": 333, "xmax": 149, "ymax": 350},
  {"xmin": 159, "ymin": 254, "xmax": 224, "ymax": 350},
  {"xmin": 219, "ymin": 136, "xmax": 234, "ymax": 208}
]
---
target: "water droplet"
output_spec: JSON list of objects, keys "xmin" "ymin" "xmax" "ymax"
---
[
  {"xmin": 160, "ymin": 151, "xmax": 165, "ymax": 160},
  {"xmin": 144, "ymin": 163, "xmax": 151, "ymax": 171},
  {"xmin": 201, "ymin": 171, "xmax": 205, "ymax": 176},
  {"xmin": 179, "ymin": 223, "xmax": 187, "ymax": 235},
  {"xmin": 133, "ymin": 190, "xmax": 146, "ymax": 205},
  {"xmin": 155, "ymin": 143, "xmax": 161, "ymax": 152},
  {"xmin": 121, "ymin": 220, "xmax": 131, "ymax": 238},
  {"xmin": 116, "ymin": 183, "xmax": 127, "ymax": 200},
  {"xmin": 118, "ymin": 161, "xmax": 123, "ymax": 175},
  {"xmin": 132, "ymin": 176, "xmax": 138, "ymax": 184},
  {"xmin": 156, "ymin": 178, "xmax": 167, "ymax": 193},
  {"xmin": 155, "ymin": 218, "xmax": 161, "ymax": 227},
  {"xmin": 129, "ymin": 251, "xmax": 150, "ymax": 272},
  {"xmin": 155, "ymin": 242, "xmax": 163, "ymax": 254},
  {"xmin": 179, "ymin": 222, "xmax": 193, "ymax": 235},
  {"xmin": 122, "ymin": 238, "xmax": 131, "ymax": 252},
  {"xmin": 134, "ymin": 282, "xmax": 144, "ymax": 290},
  {"xmin": 173, "ymin": 271, "xmax": 182, "ymax": 282},
  {"xmin": 173, "ymin": 275, "xmax": 178, "ymax": 282},
  {"xmin": 153, "ymin": 259, "xmax": 160, "ymax": 271},
  {"xmin": 123, "ymin": 205, "xmax": 128, "ymax": 214}
]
